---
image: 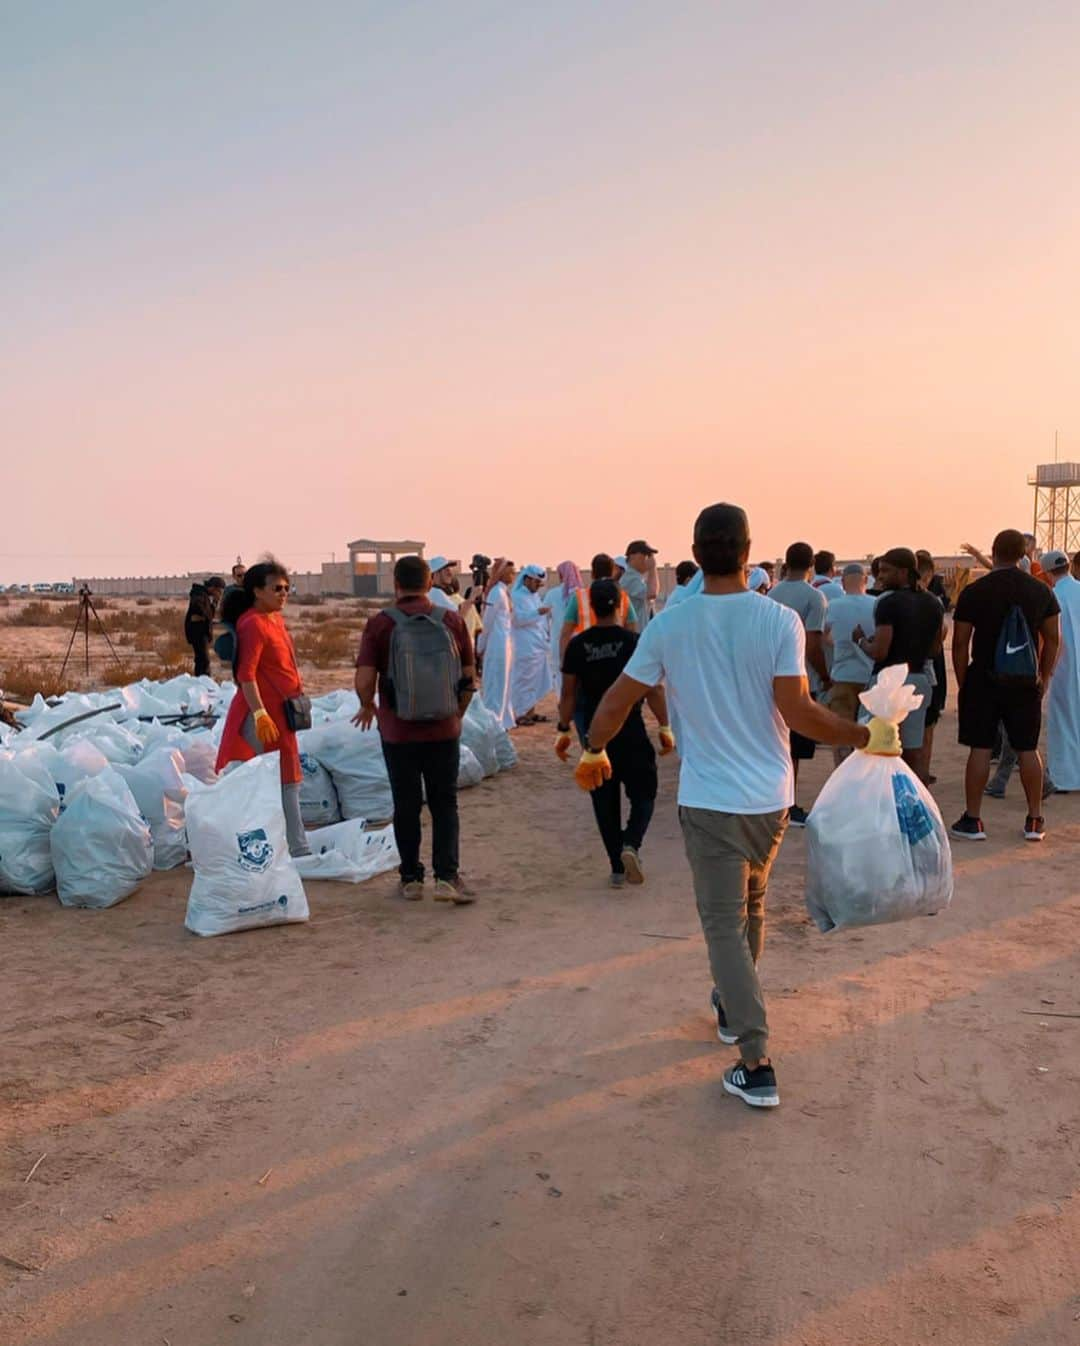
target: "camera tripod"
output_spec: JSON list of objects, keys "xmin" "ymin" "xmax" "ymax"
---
[{"xmin": 58, "ymin": 585, "xmax": 123, "ymax": 681}]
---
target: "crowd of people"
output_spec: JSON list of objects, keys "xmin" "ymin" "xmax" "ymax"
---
[{"xmin": 182, "ymin": 514, "xmax": 1080, "ymax": 1111}]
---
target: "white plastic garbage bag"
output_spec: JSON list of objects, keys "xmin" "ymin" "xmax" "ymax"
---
[
  {"xmin": 494, "ymin": 727, "xmax": 518, "ymax": 772},
  {"xmin": 293, "ymin": 818, "xmax": 399, "ymax": 884},
  {"xmin": 52, "ymin": 768, "xmax": 154, "ymax": 908},
  {"xmin": 806, "ymin": 667, "xmax": 953, "ymax": 932},
  {"xmin": 461, "ymin": 699, "xmax": 500, "ymax": 776},
  {"xmin": 296, "ymin": 745, "xmax": 341, "ymax": 827},
  {"xmin": 116, "ymin": 748, "xmax": 189, "ymax": 870},
  {"xmin": 184, "ymin": 756, "xmax": 308, "ymax": 936},
  {"xmin": 457, "ymin": 744, "xmax": 484, "ymax": 789},
  {"xmin": 55, "ymin": 718, "xmax": 144, "ymax": 765},
  {"xmin": 0, "ymin": 750, "xmax": 60, "ymax": 894},
  {"xmin": 303, "ymin": 721, "xmax": 393, "ymax": 821},
  {"xmin": 47, "ymin": 740, "xmax": 110, "ymax": 810}
]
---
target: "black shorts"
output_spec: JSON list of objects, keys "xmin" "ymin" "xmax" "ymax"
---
[
  {"xmin": 958, "ymin": 674, "xmax": 1042, "ymax": 753},
  {"xmin": 927, "ymin": 655, "xmax": 947, "ymax": 728},
  {"xmin": 790, "ymin": 729, "xmax": 817, "ymax": 761}
]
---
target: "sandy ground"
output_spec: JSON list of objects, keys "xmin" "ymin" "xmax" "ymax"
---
[{"xmin": 2, "ymin": 703, "xmax": 1080, "ymax": 1346}]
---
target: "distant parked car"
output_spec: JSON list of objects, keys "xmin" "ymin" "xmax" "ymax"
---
[{"xmin": 31, "ymin": 583, "xmax": 54, "ymax": 593}]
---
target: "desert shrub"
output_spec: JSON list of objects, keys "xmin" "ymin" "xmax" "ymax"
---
[
  {"xmin": 5, "ymin": 601, "xmax": 81, "ymax": 627},
  {"xmin": 136, "ymin": 596, "xmax": 154, "ymax": 606},
  {"xmin": 293, "ymin": 593, "xmax": 324, "ymax": 607},
  {"xmin": 0, "ymin": 661, "xmax": 72, "ymax": 700},
  {"xmin": 292, "ymin": 622, "xmax": 357, "ymax": 667}
]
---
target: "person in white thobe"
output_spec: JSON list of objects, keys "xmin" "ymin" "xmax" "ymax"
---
[
  {"xmin": 479, "ymin": 560, "xmax": 515, "ymax": 732},
  {"xmin": 1046, "ymin": 555, "xmax": 1080, "ymax": 790},
  {"xmin": 543, "ymin": 561, "xmax": 583, "ymax": 681},
  {"xmin": 511, "ymin": 564, "xmax": 554, "ymax": 722}
]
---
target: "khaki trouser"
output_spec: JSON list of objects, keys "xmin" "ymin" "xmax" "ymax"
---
[{"xmin": 679, "ymin": 806, "xmax": 788, "ymax": 1062}]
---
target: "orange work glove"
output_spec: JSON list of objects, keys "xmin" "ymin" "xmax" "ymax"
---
[
  {"xmin": 554, "ymin": 730, "xmax": 573, "ymax": 762},
  {"xmin": 574, "ymin": 748, "xmax": 612, "ymax": 792},
  {"xmin": 657, "ymin": 725, "xmax": 676, "ymax": 756},
  {"xmin": 253, "ymin": 708, "xmax": 280, "ymax": 747}
]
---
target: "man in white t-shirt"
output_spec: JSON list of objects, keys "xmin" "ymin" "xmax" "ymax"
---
[{"xmin": 579, "ymin": 503, "xmax": 886, "ymax": 1110}]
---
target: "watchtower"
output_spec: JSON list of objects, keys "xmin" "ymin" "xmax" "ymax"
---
[{"xmin": 1029, "ymin": 463, "xmax": 1080, "ymax": 555}]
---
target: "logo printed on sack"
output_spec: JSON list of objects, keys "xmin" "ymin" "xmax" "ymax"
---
[
  {"xmin": 1005, "ymin": 641, "xmax": 1029, "ymax": 655},
  {"xmin": 892, "ymin": 775, "xmax": 934, "ymax": 845},
  {"xmin": 236, "ymin": 828, "xmax": 273, "ymax": 873},
  {"xmin": 299, "ymin": 753, "xmax": 319, "ymax": 777}
]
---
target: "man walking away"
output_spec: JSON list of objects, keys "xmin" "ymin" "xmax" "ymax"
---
[
  {"xmin": 823, "ymin": 563, "xmax": 877, "ymax": 761},
  {"xmin": 853, "ymin": 547, "xmax": 944, "ymax": 783},
  {"xmin": 184, "ymin": 576, "xmax": 224, "ymax": 677},
  {"xmin": 557, "ymin": 580, "xmax": 673, "ymax": 887},
  {"xmin": 580, "ymin": 504, "xmax": 878, "ymax": 1108},
  {"xmin": 560, "ymin": 554, "xmax": 636, "ymax": 656},
  {"xmin": 951, "ymin": 529, "xmax": 1060, "ymax": 842},
  {"xmin": 812, "ymin": 551, "xmax": 842, "ymax": 598},
  {"xmin": 355, "ymin": 556, "xmax": 478, "ymax": 902},
  {"xmin": 621, "ymin": 540, "xmax": 660, "ymax": 629},
  {"xmin": 768, "ymin": 542, "xmax": 830, "ymax": 825}
]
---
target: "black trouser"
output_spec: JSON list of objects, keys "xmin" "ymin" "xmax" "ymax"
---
[
  {"xmin": 589, "ymin": 732, "xmax": 658, "ymax": 874},
  {"xmin": 189, "ymin": 636, "xmax": 211, "ymax": 677},
  {"xmin": 381, "ymin": 738, "xmax": 461, "ymax": 882}
]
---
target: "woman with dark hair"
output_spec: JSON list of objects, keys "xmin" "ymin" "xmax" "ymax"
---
[{"xmin": 216, "ymin": 560, "xmax": 311, "ymax": 856}]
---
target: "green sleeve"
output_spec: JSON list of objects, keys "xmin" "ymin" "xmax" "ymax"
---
[{"xmin": 564, "ymin": 593, "xmax": 579, "ymax": 624}]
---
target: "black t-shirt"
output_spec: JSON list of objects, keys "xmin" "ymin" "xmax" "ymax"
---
[
  {"xmin": 872, "ymin": 587, "xmax": 944, "ymax": 674},
  {"xmin": 562, "ymin": 625, "xmax": 644, "ymax": 733},
  {"xmin": 954, "ymin": 568, "xmax": 1060, "ymax": 673}
]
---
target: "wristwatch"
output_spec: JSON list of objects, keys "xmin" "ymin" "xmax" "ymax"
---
[{"xmin": 557, "ymin": 722, "xmax": 571, "ymax": 734}]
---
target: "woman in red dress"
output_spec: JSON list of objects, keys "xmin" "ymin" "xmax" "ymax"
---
[{"xmin": 216, "ymin": 561, "xmax": 311, "ymax": 856}]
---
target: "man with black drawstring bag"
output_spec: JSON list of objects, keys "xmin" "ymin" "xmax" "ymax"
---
[{"xmin": 951, "ymin": 529, "xmax": 1061, "ymax": 842}]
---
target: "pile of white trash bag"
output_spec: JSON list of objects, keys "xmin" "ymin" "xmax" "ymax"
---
[{"xmin": 0, "ymin": 675, "xmax": 514, "ymax": 922}]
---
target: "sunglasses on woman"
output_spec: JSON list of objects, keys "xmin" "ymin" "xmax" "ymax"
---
[{"xmin": 272, "ymin": 583, "xmax": 290, "ymax": 593}]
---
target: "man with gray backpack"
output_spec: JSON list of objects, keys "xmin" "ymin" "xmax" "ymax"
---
[
  {"xmin": 355, "ymin": 555, "xmax": 478, "ymax": 902},
  {"xmin": 951, "ymin": 529, "xmax": 1061, "ymax": 842}
]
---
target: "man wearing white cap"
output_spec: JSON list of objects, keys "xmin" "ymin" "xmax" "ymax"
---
[
  {"xmin": 427, "ymin": 556, "xmax": 457, "ymax": 612},
  {"xmin": 511, "ymin": 565, "xmax": 554, "ymax": 724}
]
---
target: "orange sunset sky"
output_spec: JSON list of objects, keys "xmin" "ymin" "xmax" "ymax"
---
[{"xmin": 5, "ymin": 3, "xmax": 1078, "ymax": 582}]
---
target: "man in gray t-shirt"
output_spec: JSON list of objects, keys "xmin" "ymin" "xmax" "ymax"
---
[{"xmin": 768, "ymin": 541, "xmax": 831, "ymax": 824}]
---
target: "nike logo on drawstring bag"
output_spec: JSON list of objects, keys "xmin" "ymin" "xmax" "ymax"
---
[{"xmin": 1006, "ymin": 641, "xmax": 1029, "ymax": 655}]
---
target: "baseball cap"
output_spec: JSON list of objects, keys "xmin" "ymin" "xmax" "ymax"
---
[
  {"xmin": 428, "ymin": 556, "xmax": 449, "ymax": 573},
  {"xmin": 626, "ymin": 540, "xmax": 658, "ymax": 557},
  {"xmin": 842, "ymin": 562, "xmax": 865, "ymax": 578},
  {"xmin": 613, "ymin": 554, "xmax": 628, "ymax": 570},
  {"xmin": 747, "ymin": 566, "xmax": 769, "ymax": 592},
  {"xmin": 1041, "ymin": 548, "xmax": 1069, "ymax": 573}
]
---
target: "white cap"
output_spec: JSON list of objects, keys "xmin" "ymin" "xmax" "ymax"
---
[
  {"xmin": 428, "ymin": 556, "xmax": 449, "ymax": 573},
  {"xmin": 613, "ymin": 554, "xmax": 628, "ymax": 570},
  {"xmin": 747, "ymin": 566, "xmax": 769, "ymax": 592}
]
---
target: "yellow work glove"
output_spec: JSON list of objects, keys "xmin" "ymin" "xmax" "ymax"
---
[
  {"xmin": 864, "ymin": 716, "xmax": 901, "ymax": 756},
  {"xmin": 554, "ymin": 730, "xmax": 573, "ymax": 762},
  {"xmin": 253, "ymin": 708, "xmax": 280, "ymax": 747},
  {"xmin": 574, "ymin": 748, "xmax": 612, "ymax": 792},
  {"xmin": 657, "ymin": 725, "xmax": 676, "ymax": 756}
]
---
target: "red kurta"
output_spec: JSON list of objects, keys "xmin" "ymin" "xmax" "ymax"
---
[{"xmin": 216, "ymin": 609, "xmax": 304, "ymax": 785}]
